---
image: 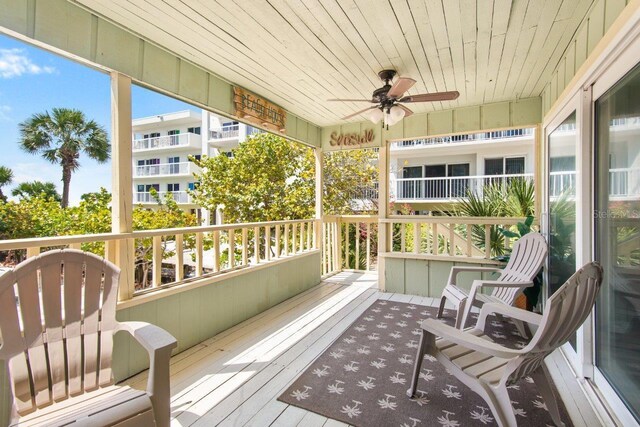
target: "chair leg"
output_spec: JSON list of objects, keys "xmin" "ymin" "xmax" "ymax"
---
[
  {"xmin": 456, "ymin": 297, "xmax": 469, "ymax": 330},
  {"xmin": 530, "ymin": 365, "xmax": 566, "ymax": 427},
  {"xmin": 481, "ymin": 384, "xmax": 518, "ymax": 427},
  {"xmin": 407, "ymin": 329, "xmax": 429, "ymax": 397},
  {"xmin": 437, "ymin": 294, "xmax": 447, "ymax": 318}
]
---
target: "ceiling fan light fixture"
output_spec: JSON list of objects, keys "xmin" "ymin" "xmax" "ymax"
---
[
  {"xmin": 385, "ymin": 105, "xmax": 405, "ymax": 127},
  {"xmin": 365, "ymin": 107, "xmax": 384, "ymax": 124}
]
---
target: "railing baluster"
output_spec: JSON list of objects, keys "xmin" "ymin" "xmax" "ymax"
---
[
  {"xmin": 254, "ymin": 226, "xmax": 260, "ymax": 264},
  {"xmin": 195, "ymin": 232, "xmax": 203, "ymax": 277},
  {"xmin": 242, "ymin": 228, "xmax": 248, "ymax": 266},
  {"xmin": 307, "ymin": 221, "xmax": 312, "ymax": 250},
  {"xmin": 228, "ymin": 229, "xmax": 235, "ymax": 269},
  {"xmin": 299, "ymin": 222, "xmax": 305, "ymax": 252},
  {"xmin": 400, "ymin": 223, "xmax": 406, "ymax": 252},
  {"xmin": 466, "ymin": 224, "xmax": 472, "ymax": 257},
  {"xmin": 152, "ymin": 236, "xmax": 162, "ymax": 287},
  {"xmin": 414, "ymin": 222, "xmax": 420, "ymax": 254},
  {"xmin": 213, "ymin": 230, "xmax": 221, "ymax": 273},
  {"xmin": 284, "ymin": 224, "xmax": 289, "ymax": 256},
  {"xmin": 485, "ymin": 224, "xmax": 491, "ymax": 259},
  {"xmin": 275, "ymin": 225, "xmax": 281, "ymax": 259},
  {"xmin": 176, "ymin": 234, "xmax": 184, "ymax": 281},
  {"xmin": 355, "ymin": 223, "xmax": 360, "ymax": 270},
  {"xmin": 265, "ymin": 226, "xmax": 271, "ymax": 261},
  {"xmin": 449, "ymin": 224, "xmax": 455, "ymax": 256},
  {"xmin": 432, "ymin": 223, "xmax": 438, "ymax": 255},
  {"xmin": 366, "ymin": 222, "xmax": 371, "ymax": 271},
  {"xmin": 344, "ymin": 222, "xmax": 350, "ymax": 269},
  {"xmin": 292, "ymin": 222, "xmax": 297, "ymax": 255}
]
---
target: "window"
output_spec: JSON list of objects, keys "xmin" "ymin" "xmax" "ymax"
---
[
  {"xmin": 167, "ymin": 183, "xmax": 180, "ymax": 192},
  {"xmin": 145, "ymin": 184, "xmax": 160, "ymax": 192},
  {"xmin": 168, "ymin": 129, "xmax": 180, "ymax": 145},
  {"xmin": 168, "ymin": 156, "xmax": 180, "ymax": 174},
  {"xmin": 190, "ymin": 154, "xmax": 202, "ymax": 162},
  {"xmin": 485, "ymin": 157, "xmax": 525, "ymax": 175},
  {"xmin": 137, "ymin": 185, "xmax": 144, "ymax": 192},
  {"xmin": 187, "ymin": 126, "xmax": 201, "ymax": 135},
  {"xmin": 188, "ymin": 182, "xmax": 198, "ymax": 190},
  {"xmin": 143, "ymin": 132, "xmax": 160, "ymax": 139}
]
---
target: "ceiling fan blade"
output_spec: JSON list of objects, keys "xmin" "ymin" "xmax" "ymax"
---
[
  {"xmin": 327, "ymin": 98, "xmax": 375, "ymax": 102},
  {"xmin": 387, "ymin": 77, "xmax": 416, "ymax": 98},
  {"xmin": 397, "ymin": 104, "xmax": 414, "ymax": 117},
  {"xmin": 399, "ymin": 91, "xmax": 460, "ymax": 103},
  {"xmin": 341, "ymin": 106, "xmax": 378, "ymax": 120}
]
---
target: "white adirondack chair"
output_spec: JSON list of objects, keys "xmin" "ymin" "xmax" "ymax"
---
[
  {"xmin": 0, "ymin": 249, "xmax": 177, "ymax": 427},
  {"xmin": 438, "ymin": 232, "xmax": 547, "ymax": 334},
  {"xmin": 408, "ymin": 262, "xmax": 603, "ymax": 427}
]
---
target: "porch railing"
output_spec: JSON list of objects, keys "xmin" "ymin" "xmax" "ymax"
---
[
  {"xmin": 135, "ymin": 191, "xmax": 192, "ymax": 204},
  {"xmin": 0, "ymin": 219, "xmax": 318, "ymax": 303},
  {"xmin": 322, "ymin": 215, "xmax": 378, "ymax": 275},
  {"xmin": 394, "ymin": 173, "xmax": 534, "ymax": 201}
]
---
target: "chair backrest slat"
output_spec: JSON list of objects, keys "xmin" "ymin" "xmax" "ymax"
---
[
  {"xmin": 0, "ymin": 250, "xmax": 121, "ymax": 416},
  {"xmin": 39, "ymin": 257, "xmax": 66, "ymax": 401},
  {"xmin": 506, "ymin": 262, "xmax": 603, "ymax": 384},
  {"xmin": 493, "ymin": 233, "xmax": 547, "ymax": 305}
]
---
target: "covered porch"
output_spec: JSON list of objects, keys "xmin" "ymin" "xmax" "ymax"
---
[{"xmin": 1, "ymin": 0, "xmax": 639, "ymax": 425}]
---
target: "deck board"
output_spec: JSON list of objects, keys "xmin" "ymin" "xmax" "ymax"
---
[{"xmin": 118, "ymin": 272, "xmax": 600, "ymax": 426}]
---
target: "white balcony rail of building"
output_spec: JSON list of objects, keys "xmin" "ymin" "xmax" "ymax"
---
[
  {"xmin": 394, "ymin": 173, "xmax": 534, "ymax": 200},
  {"xmin": 549, "ymin": 168, "xmax": 640, "ymax": 198},
  {"xmin": 132, "ymin": 132, "xmax": 199, "ymax": 151},
  {"xmin": 134, "ymin": 162, "xmax": 195, "ymax": 177},
  {"xmin": 393, "ymin": 128, "xmax": 534, "ymax": 149},
  {"xmin": 135, "ymin": 191, "xmax": 192, "ymax": 204},
  {"xmin": 210, "ymin": 125, "xmax": 240, "ymax": 139}
]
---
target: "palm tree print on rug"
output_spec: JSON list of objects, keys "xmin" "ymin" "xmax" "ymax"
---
[{"xmin": 278, "ymin": 301, "xmax": 571, "ymax": 426}]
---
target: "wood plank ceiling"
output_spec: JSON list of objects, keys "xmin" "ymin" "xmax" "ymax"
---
[{"xmin": 74, "ymin": 0, "xmax": 595, "ymax": 127}]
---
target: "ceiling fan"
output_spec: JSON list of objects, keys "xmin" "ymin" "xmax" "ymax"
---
[{"xmin": 328, "ymin": 70, "xmax": 459, "ymax": 128}]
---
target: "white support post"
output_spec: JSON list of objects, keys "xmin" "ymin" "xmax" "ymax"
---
[
  {"xmin": 314, "ymin": 148, "xmax": 323, "ymax": 251},
  {"xmin": 378, "ymin": 142, "xmax": 390, "ymax": 290},
  {"xmin": 110, "ymin": 72, "xmax": 135, "ymax": 302}
]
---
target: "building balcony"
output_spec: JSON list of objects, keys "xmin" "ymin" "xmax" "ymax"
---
[
  {"xmin": 550, "ymin": 169, "xmax": 640, "ymax": 199},
  {"xmin": 391, "ymin": 128, "xmax": 535, "ymax": 150},
  {"xmin": 134, "ymin": 162, "xmax": 198, "ymax": 178},
  {"xmin": 135, "ymin": 190, "xmax": 193, "ymax": 204},
  {"xmin": 132, "ymin": 132, "xmax": 201, "ymax": 151},
  {"xmin": 209, "ymin": 125, "xmax": 240, "ymax": 140}
]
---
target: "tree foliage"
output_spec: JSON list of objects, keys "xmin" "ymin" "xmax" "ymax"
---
[
  {"xmin": 190, "ymin": 133, "xmax": 378, "ymax": 223},
  {"xmin": 18, "ymin": 108, "xmax": 110, "ymax": 208},
  {"xmin": 0, "ymin": 165, "xmax": 13, "ymax": 202},
  {"xmin": 11, "ymin": 180, "xmax": 62, "ymax": 202}
]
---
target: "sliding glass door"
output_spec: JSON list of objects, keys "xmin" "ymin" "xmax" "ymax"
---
[{"xmin": 594, "ymin": 63, "xmax": 640, "ymax": 422}]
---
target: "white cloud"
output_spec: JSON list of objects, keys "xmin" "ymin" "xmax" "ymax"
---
[
  {"xmin": 0, "ymin": 104, "xmax": 10, "ymax": 121},
  {"xmin": 0, "ymin": 48, "xmax": 56, "ymax": 79}
]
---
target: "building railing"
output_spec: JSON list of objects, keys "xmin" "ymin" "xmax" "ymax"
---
[
  {"xmin": 135, "ymin": 191, "xmax": 192, "ymax": 204},
  {"xmin": 132, "ymin": 132, "xmax": 200, "ymax": 151},
  {"xmin": 394, "ymin": 173, "xmax": 534, "ymax": 201},
  {"xmin": 549, "ymin": 168, "xmax": 640, "ymax": 198},
  {"xmin": 0, "ymin": 219, "xmax": 319, "ymax": 305},
  {"xmin": 393, "ymin": 128, "xmax": 534, "ymax": 149},
  {"xmin": 134, "ymin": 162, "xmax": 196, "ymax": 177},
  {"xmin": 210, "ymin": 125, "xmax": 240, "ymax": 139}
]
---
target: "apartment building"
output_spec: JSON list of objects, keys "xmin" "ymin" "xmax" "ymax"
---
[
  {"xmin": 131, "ymin": 110, "xmax": 260, "ymax": 212},
  {"xmin": 389, "ymin": 128, "xmax": 536, "ymax": 213}
]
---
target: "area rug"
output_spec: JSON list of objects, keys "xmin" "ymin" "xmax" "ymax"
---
[{"xmin": 279, "ymin": 300, "xmax": 572, "ymax": 427}]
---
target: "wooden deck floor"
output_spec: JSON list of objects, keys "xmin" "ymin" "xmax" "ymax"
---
[{"xmin": 122, "ymin": 272, "xmax": 602, "ymax": 427}]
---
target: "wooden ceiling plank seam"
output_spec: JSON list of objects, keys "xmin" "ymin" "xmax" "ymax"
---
[
  {"xmin": 526, "ymin": 0, "xmax": 596, "ymax": 96},
  {"xmin": 459, "ymin": 0, "xmax": 477, "ymax": 44},
  {"xmin": 475, "ymin": 0, "xmax": 495, "ymax": 106},
  {"xmin": 459, "ymin": 0, "xmax": 477, "ymax": 102},
  {"xmin": 442, "ymin": 0, "xmax": 468, "ymax": 105},
  {"xmin": 490, "ymin": 0, "xmax": 530, "ymax": 101},
  {"xmin": 463, "ymin": 40, "xmax": 477, "ymax": 104},
  {"xmin": 483, "ymin": 33, "xmax": 506, "ymax": 104},
  {"xmin": 97, "ymin": 0, "xmax": 335, "ymax": 122},
  {"xmin": 509, "ymin": 0, "xmax": 564, "ymax": 97},
  {"xmin": 491, "ymin": 0, "xmax": 513, "ymax": 36}
]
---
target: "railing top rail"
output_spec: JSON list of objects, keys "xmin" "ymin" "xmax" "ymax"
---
[
  {"xmin": 322, "ymin": 214, "xmax": 378, "ymax": 222},
  {"xmin": 384, "ymin": 215, "xmax": 538, "ymax": 225},
  {"xmin": 0, "ymin": 219, "xmax": 319, "ymax": 250},
  {"xmin": 395, "ymin": 173, "xmax": 534, "ymax": 181}
]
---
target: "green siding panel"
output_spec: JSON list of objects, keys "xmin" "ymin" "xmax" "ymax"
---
[
  {"xmin": 384, "ymin": 258, "xmax": 406, "ymax": 293},
  {"xmin": 142, "ymin": 43, "xmax": 178, "ymax": 93},
  {"xmin": 208, "ymin": 76, "xmax": 233, "ymax": 115},
  {"xmin": 34, "ymin": 0, "xmax": 93, "ymax": 61},
  {"xmin": 511, "ymin": 98, "xmax": 542, "ymax": 127},
  {"xmin": 0, "ymin": 0, "xmax": 27, "ymax": 34},
  {"xmin": 95, "ymin": 20, "xmax": 140, "ymax": 79},
  {"xmin": 427, "ymin": 110, "xmax": 454, "ymax": 136},
  {"xmin": 588, "ymin": 0, "xmax": 606, "ymax": 54},
  {"xmin": 179, "ymin": 60, "xmax": 208, "ymax": 106},
  {"xmin": 453, "ymin": 106, "xmax": 481, "ymax": 133},
  {"xmin": 481, "ymin": 102, "xmax": 510, "ymax": 129}
]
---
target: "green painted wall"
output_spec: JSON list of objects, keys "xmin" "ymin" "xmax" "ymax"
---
[
  {"xmin": 541, "ymin": 0, "xmax": 632, "ymax": 114},
  {"xmin": 0, "ymin": 0, "xmax": 321, "ymax": 147},
  {"xmin": 0, "ymin": 252, "xmax": 321, "ymax": 424},
  {"xmin": 321, "ymin": 97, "xmax": 541, "ymax": 151},
  {"xmin": 384, "ymin": 257, "xmax": 502, "ymax": 297}
]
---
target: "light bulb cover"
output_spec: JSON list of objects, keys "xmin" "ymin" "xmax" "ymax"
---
[{"xmin": 365, "ymin": 107, "xmax": 384, "ymax": 124}]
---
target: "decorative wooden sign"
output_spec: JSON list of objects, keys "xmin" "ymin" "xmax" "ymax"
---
[
  {"xmin": 233, "ymin": 87, "xmax": 286, "ymax": 132},
  {"xmin": 329, "ymin": 129, "xmax": 375, "ymax": 147}
]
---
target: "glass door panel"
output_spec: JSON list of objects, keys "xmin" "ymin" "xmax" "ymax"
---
[
  {"xmin": 547, "ymin": 111, "xmax": 578, "ymax": 349},
  {"xmin": 595, "ymin": 63, "xmax": 640, "ymax": 422}
]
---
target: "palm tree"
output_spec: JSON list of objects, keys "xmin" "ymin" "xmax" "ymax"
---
[
  {"xmin": 19, "ymin": 108, "xmax": 109, "ymax": 207},
  {"xmin": 11, "ymin": 180, "xmax": 62, "ymax": 202},
  {"xmin": 0, "ymin": 165, "xmax": 14, "ymax": 202}
]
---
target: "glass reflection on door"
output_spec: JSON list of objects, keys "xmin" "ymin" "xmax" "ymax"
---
[
  {"xmin": 595, "ymin": 63, "xmax": 640, "ymax": 421},
  {"xmin": 547, "ymin": 112, "xmax": 578, "ymax": 349}
]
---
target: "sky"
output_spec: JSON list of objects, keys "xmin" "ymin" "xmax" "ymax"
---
[{"xmin": 0, "ymin": 33, "xmax": 198, "ymax": 205}]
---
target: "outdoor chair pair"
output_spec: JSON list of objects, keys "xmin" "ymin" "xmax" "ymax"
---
[{"xmin": 0, "ymin": 250, "xmax": 176, "ymax": 426}]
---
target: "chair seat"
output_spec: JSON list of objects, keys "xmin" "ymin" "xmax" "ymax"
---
[
  {"xmin": 11, "ymin": 386, "xmax": 155, "ymax": 427},
  {"xmin": 435, "ymin": 328, "xmax": 510, "ymax": 385},
  {"xmin": 473, "ymin": 293, "xmax": 504, "ymax": 305}
]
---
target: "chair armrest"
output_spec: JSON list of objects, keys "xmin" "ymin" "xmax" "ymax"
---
[
  {"xmin": 471, "ymin": 279, "xmax": 534, "ymax": 289},
  {"xmin": 448, "ymin": 266, "xmax": 502, "ymax": 286},
  {"xmin": 475, "ymin": 303, "xmax": 542, "ymax": 332},
  {"xmin": 421, "ymin": 318, "xmax": 520, "ymax": 359},
  {"xmin": 116, "ymin": 321, "xmax": 177, "ymax": 427}
]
